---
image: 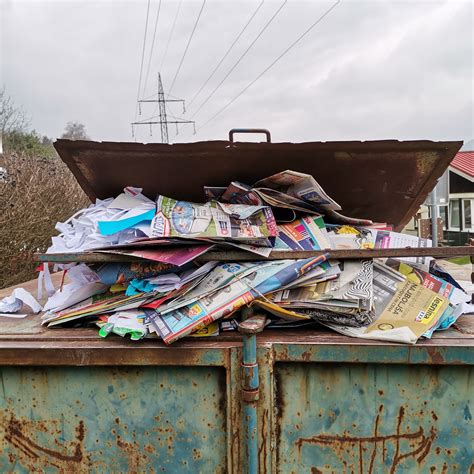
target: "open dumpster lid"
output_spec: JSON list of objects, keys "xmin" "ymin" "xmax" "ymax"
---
[{"xmin": 54, "ymin": 136, "xmax": 462, "ymax": 231}]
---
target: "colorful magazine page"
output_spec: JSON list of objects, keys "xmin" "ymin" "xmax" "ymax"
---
[
  {"xmin": 275, "ymin": 215, "xmax": 331, "ymax": 251},
  {"xmin": 96, "ymin": 244, "xmax": 214, "ymax": 267},
  {"xmin": 153, "ymin": 256, "xmax": 328, "ymax": 344},
  {"xmin": 94, "ymin": 261, "xmax": 177, "ymax": 285},
  {"xmin": 150, "ymin": 196, "xmax": 278, "ymax": 240}
]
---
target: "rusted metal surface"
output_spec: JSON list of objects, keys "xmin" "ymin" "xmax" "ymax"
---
[
  {"xmin": 53, "ymin": 138, "xmax": 462, "ymax": 231},
  {"xmin": 274, "ymin": 362, "xmax": 473, "ymax": 473},
  {"xmin": 0, "ymin": 278, "xmax": 472, "ymax": 471},
  {"xmin": 34, "ymin": 245, "xmax": 474, "ymax": 264},
  {"xmin": 0, "ymin": 307, "xmax": 471, "ymax": 366},
  {"xmin": 205, "ymin": 247, "xmax": 474, "ymax": 263},
  {"xmin": 241, "ymin": 389, "xmax": 259, "ymax": 403},
  {"xmin": 239, "ymin": 328, "xmax": 261, "ymax": 473},
  {"xmin": 0, "ymin": 341, "xmax": 233, "ymax": 367},
  {"xmin": 0, "ymin": 366, "xmax": 229, "ymax": 472},
  {"xmin": 0, "ymin": 333, "xmax": 472, "ymax": 366},
  {"xmin": 34, "ymin": 252, "xmax": 145, "ymax": 263},
  {"xmin": 241, "ymin": 364, "xmax": 259, "ymax": 393},
  {"xmin": 256, "ymin": 346, "xmax": 275, "ymax": 474},
  {"xmin": 238, "ymin": 315, "xmax": 267, "ymax": 335},
  {"xmin": 271, "ymin": 339, "xmax": 474, "ymax": 366}
]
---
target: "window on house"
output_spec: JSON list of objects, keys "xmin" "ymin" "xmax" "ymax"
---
[
  {"xmin": 462, "ymin": 199, "xmax": 472, "ymax": 231},
  {"xmin": 439, "ymin": 206, "xmax": 448, "ymax": 230},
  {"xmin": 449, "ymin": 199, "xmax": 460, "ymax": 230}
]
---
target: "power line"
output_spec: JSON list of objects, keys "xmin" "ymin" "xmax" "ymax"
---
[
  {"xmin": 187, "ymin": 0, "xmax": 265, "ymax": 109},
  {"xmin": 142, "ymin": 0, "xmax": 163, "ymax": 98},
  {"xmin": 159, "ymin": 0, "xmax": 183, "ymax": 74},
  {"xmin": 142, "ymin": 0, "xmax": 185, "ymax": 120},
  {"xmin": 134, "ymin": 0, "xmax": 151, "ymax": 122},
  {"xmin": 189, "ymin": 0, "xmax": 287, "ymax": 120},
  {"xmin": 168, "ymin": 0, "xmax": 207, "ymax": 95},
  {"xmin": 166, "ymin": 102, "xmax": 186, "ymax": 120},
  {"xmin": 197, "ymin": 0, "xmax": 341, "ymax": 133}
]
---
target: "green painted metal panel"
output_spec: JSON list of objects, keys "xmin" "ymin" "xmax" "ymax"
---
[
  {"xmin": 0, "ymin": 366, "xmax": 227, "ymax": 473},
  {"xmin": 275, "ymin": 363, "xmax": 473, "ymax": 473},
  {"xmin": 273, "ymin": 342, "xmax": 474, "ymax": 366}
]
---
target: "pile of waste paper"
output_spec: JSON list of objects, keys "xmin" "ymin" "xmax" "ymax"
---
[{"xmin": 20, "ymin": 170, "xmax": 473, "ymax": 345}]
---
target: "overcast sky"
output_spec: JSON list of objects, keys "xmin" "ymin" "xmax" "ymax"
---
[{"xmin": 1, "ymin": 0, "xmax": 473, "ymax": 145}]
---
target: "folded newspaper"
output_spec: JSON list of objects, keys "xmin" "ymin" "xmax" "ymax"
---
[
  {"xmin": 256, "ymin": 260, "xmax": 374, "ymax": 326},
  {"xmin": 206, "ymin": 170, "xmax": 372, "ymax": 225},
  {"xmin": 324, "ymin": 262, "xmax": 451, "ymax": 344}
]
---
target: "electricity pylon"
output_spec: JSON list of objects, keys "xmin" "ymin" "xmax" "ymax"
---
[{"xmin": 132, "ymin": 73, "xmax": 195, "ymax": 143}]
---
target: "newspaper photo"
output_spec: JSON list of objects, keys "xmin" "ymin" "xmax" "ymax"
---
[
  {"xmin": 150, "ymin": 195, "xmax": 278, "ymax": 241},
  {"xmin": 327, "ymin": 224, "xmax": 375, "ymax": 250}
]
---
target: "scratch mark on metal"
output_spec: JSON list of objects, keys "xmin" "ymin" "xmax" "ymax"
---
[
  {"xmin": 4, "ymin": 414, "xmax": 85, "ymax": 463},
  {"xmin": 297, "ymin": 407, "xmax": 437, "ymax": 474}
]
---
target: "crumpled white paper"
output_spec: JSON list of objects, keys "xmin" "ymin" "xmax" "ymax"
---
[
  {"xmin": 0, "ymin": 288, "xmax": 42, "ymax": 317},
  {"xmin": 47, "ymin": 187, "xmax": 155, "ymax": 253}
]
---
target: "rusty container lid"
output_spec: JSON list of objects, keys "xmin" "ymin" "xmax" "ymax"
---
[{"xmin": 54, "ymin": 136, "xmax": 462, "ymax": 231}]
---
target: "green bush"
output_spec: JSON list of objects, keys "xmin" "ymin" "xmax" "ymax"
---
[{"xmin": 3, "ymin": 131, "xmax": 56, "ymax": 159}]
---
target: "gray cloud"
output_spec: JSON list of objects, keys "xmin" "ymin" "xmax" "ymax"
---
[{"xmin": 2, "ymin": 0, "xmax": 473, "ymax": 145}]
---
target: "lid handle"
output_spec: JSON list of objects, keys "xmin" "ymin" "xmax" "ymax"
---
[{"xmin": 229, "ymin": 128, "xmax": 271, "ymax": 143}]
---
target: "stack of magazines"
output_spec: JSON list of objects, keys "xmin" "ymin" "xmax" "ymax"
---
[{"xmin": 39, "ymin": 170, "xmax": 472, "ymax": 345}]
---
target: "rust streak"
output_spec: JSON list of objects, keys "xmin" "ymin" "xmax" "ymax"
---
[
  {"xmin": 8, "ymin": 437, "xmax": 39, "ymax": 460},
  {"xmin": 5, "ymin": 415, "xmax": 85, "ymax": 463},
  {"xmin": 297, "ymin": 406, "xmax": 437, "ymax": 474},
  {"xmin": 426, "ymin": 347, "xmax": 445, "ymax": 365},
  {"xmin": 297, "ymin": 429, "xmax": 425, "ymax": 447},
  {"xmin": 390, "ymin": 406, "xmax": 405, "ymax": 474},
  {"xmin": 416, "ymin": 428, "xmax": 437, "ymax": 464},
  {"xmin": 368, "ymin": 406, "xmax": 382, "ymax": 473},
  {"xmin": 258, "ymin": 408, "xmax": 268, "ymax": 474},
  {"xmin": 393, "ymin": 427, "xmax": 436, "ymax": 469}
]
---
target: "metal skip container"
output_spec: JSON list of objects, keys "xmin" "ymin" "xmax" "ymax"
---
[{"xmin": 0, "ymin": 131, "xmax": 472, "ymax": 473}]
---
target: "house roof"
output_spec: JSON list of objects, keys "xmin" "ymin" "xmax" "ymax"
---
[{"xmin": 450, "ymin": 151, "xmax": 474, "ymax": 181}]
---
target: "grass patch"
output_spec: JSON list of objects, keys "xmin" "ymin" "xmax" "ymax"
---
[{"xmin": 446, "ymin": 256, "xmax": 471, "ymax": 265}]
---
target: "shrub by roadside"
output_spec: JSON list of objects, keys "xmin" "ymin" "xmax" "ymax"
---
[{"xmin": 0, "ymin": 151, "xmax": 88, "ymax": 288}]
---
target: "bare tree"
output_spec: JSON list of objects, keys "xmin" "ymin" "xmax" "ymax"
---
[
  {"xmin": 0, "ymin": 87, "xmax": 29, "ymax": 134},
  {"xmin": 61, "ymin": 121, "xmax": 89, "ymax": 140}
]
